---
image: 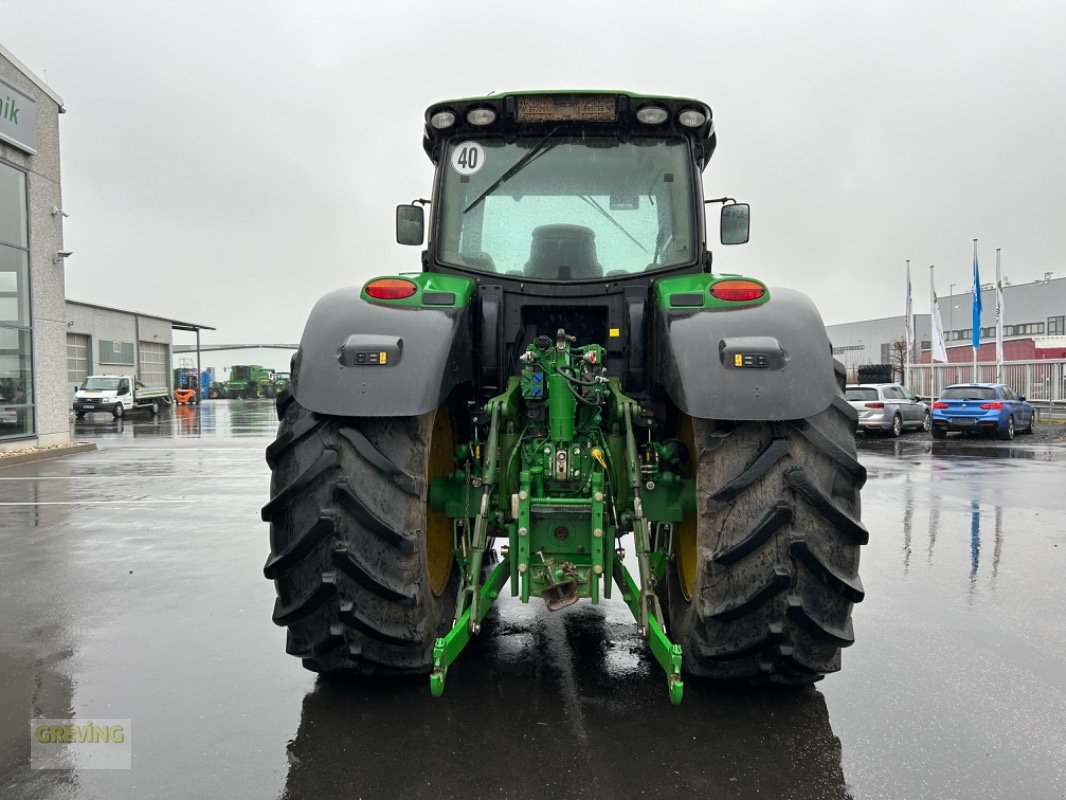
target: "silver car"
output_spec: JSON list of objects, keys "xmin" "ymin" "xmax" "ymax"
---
[{"xmin": 845, "ymin": 383, "xmax": 930, "ymax": 436}]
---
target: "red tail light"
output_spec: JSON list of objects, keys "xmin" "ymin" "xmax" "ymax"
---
[
  {"xmin": 710, "ymin": 280, "xmax": 765, "ymax": 302},
  {"xmin": 365, "ymin": 278, "xmax": 417, "ymax": 300},
  {"xmin": 979, "ymin": 401, "xmax": 1002, "ymax": 410},
  {"xmin": 932, "ymin": 402, "xmax": 948, "ymax": 409},
  {"xmin": 864, "ymin": 402, "xmax": 885, "ymax": 409}
]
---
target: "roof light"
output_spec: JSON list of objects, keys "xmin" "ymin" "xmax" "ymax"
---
[
  {"xmin": 365, "ymin": 278, "xmax": 417, "ymax": 300},
  {"xmin": 636, "ymin": 105, "xmax": 668, "ymax": 125},
  {"xmin": 710, "ymin": 279, "xmax": 765, "ymax": 302},
  {"xmin": 429, "ymin": 110, "xmax": 456, "ymax": 129},
  {"xmin": 466, "ymin": 107, "xmax": 497, "ymax": 126},
  {"xmin": 678, "ymin": 109, "xmax": 707, "ymax": 127}
]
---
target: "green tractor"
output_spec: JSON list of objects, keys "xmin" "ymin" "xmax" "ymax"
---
[
  {"xmin": 211, "ymin": 364, "xmax": 275, "ymax": 399},
  {"xmin": 273, "ymin": 371, "xmax": 291, "ymax": 396},
  {"xmin": 262, "ymin": 92, "xmax": 866, "ymax": 703}
]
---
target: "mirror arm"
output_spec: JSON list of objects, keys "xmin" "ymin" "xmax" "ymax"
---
[
  {"xmin": 411, "ymin": 198, "xmax": 431, "ymax": 206},
  {"xmin": 704, "ymin": 197, "xmax": 736, "ymax": 205}
]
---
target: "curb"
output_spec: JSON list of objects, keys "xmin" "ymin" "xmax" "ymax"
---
[{"xmin": 0, "ymin": 442, "xmax": 98, "ymax": 470}]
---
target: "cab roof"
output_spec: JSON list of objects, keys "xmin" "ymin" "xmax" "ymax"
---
[{"xmin": 422, "ymin": 90, "xmax": 716, "ymax": 170}]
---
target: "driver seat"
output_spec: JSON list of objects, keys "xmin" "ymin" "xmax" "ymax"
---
[{"xmin": 523, "ymin": 224, "xmax": 604, "ymax": 280}]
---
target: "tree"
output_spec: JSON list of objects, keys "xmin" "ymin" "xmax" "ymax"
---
[{"xmin": 890, "ymin": 337, "xmax": 911, "ymax": 386}]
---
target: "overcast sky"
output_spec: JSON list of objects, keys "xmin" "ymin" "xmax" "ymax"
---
[{"xmin": 5, "ymin": 0, "xmax": 1065, "ymax": 345}]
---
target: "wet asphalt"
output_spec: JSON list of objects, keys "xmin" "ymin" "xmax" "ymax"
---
[{"xmin": 1, "ymin": 401, "xmax": 1064, "ymax": 799}]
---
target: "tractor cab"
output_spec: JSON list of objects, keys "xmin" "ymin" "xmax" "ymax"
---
[
  {"xmin": 392, "ymin": 92, "xmax": 751, "ymax": 398},
  {"xmin": 398, "ymin": 92, "xmax": 748, "ymax": 281}
]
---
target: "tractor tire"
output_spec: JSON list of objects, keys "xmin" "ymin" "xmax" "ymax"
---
[
  {"xmin": 208, "ymin": 388, "xmax": 220, "ymax": 399},
  {"xmin": 661, "ymin": 392, "xmax": 868, "ymax": 685},
  {"xmin": 262, "ymin": 393, "xmax": 460, "ymax": 676}
]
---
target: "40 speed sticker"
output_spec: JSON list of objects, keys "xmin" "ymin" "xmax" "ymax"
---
[{"xmin": 451, "ymin": 142, "xmax": 485, "ymax": 175}]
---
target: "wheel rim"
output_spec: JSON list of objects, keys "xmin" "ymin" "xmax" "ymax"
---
[
  {"xmin": 923, "ymin": 412, "xmax": 930, "ymax": 432},
  {"xmin": 676, "ymin": 416, "xmax": 698, "ymax": 602},
  {"xmin": 426, "ymin": 407, "xmax": 456, "ymax": 597},
  {"xmin": 1007, "ymin": 417, "xmax": 1014, "ymax": 439},
  {"xmin": 893, "ymin": 416, "xmax": 901, "ymax": 436}
]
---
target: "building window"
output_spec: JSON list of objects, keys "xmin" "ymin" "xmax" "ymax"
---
[
  {"xmin": 98, "ymin": 340, "xmax": 135, "ymax": 365},
  {"xmin": 1049, "ymin": 316, "xmax": 1065, "ymax": 336},
  {"xmin": 0, "ymin": 162, "xmax": 33, "ymax": 439}
]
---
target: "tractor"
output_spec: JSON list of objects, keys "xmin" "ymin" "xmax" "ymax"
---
[
  {"xmin": 211, "ymin": 364, "xmax": 275, "ymax": 399},
  {"xmin": 262, "ymin": 92, "xmax": 867, "ymax": 703}
]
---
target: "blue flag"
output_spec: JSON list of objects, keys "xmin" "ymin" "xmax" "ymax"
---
[{"xmin": 971, "ymin": 246, "xmax": 982, "ymax": 351}]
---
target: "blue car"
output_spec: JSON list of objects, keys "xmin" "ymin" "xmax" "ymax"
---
[{"xmin": 931, "ymin": 383, "xmax": 1036, "ymax": 440}]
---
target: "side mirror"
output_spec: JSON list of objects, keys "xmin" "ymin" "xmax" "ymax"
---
[
  {"xmin": 396, "ymin": 204, "xmax": 425, "ymax": 246},
  {"xmin": 720, "ymin": 203, "xmax": 750, "ymax": 245}
]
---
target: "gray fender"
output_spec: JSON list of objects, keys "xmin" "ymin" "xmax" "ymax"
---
[
  {"xmin": 654, "ymin": 287, "xmax": 838, "ymax": 421},
  {"xmin": 292, "ymin": 286, "xmax": 472, "ymax": 417}
]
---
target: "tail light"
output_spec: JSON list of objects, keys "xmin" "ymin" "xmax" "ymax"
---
[
  {"xmin": 864, "ymin": 402, "xmax": 885, "ymax": 409},
  {"xmin": 365, "ymin": 278, "xmax": 417, "ymax": 300},
  {"xmin": 932, "ymin": 402, "xmax": 948, "ymax": 409},
  {"xmin": 710, "ymin": 280, "xmax": 765, "ymax": 302},
  {"xmin": 979, "ymin": 401, "xmax": 1003, "ymax": 410}
]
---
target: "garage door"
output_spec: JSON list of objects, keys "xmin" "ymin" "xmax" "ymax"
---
[
  {"xmin": 67, "ymin": 333, "xmax": 90, "ymax": 383},
  {"xmin": 138, "ymin": 341, "xmax": 169, "ymax": 387}
]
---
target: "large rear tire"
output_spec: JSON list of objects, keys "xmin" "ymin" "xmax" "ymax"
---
[
  {"xmin": 662, "ymin": 393, "xmax": 868, "ymax": 684},
  {"xmin": 262, "ymin": 390, "xmax": 459, "ymax": 675}
]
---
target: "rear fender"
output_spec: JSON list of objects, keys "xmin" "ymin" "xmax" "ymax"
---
[
  {"xmin": 293, "ymin": 285, "xmax": 473, "ymax": 417},
  {"xmin": 653, "ymin": 287, "xmax": 838, "ymax": 420}
]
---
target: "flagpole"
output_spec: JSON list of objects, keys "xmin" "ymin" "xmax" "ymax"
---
[
  {"xmin": 995, "ymin": 248, "xmax": 1003, "ymax": 382},
  {"xmin": 930, "ymin": 265, "xmax": 937, "ymax": 402},
  {"xmin": 972, "ymin": 239, "xmax": 979, "ymax": 382},
  {"xmin": 904, "ymin": 259, "xmax": 912, "ymax": 389}
]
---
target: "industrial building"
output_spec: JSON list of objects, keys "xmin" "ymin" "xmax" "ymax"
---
[
  {"xmin": 826, "ymin": 274, "xmax": 1066, "ymax": 379},
  {"xmin": 172, "ymin": 343, "xmax": 296, "ymax": 381},
  {"xmin": 1, "ymin": 42, "xmax": 212, "ymax": 451},
  {"xmin": 64, "ymin": 300, "xmax": 213, "ymax": 399},
  {"xmin": 0, "ymin": 43, "xmax": 68, "ymax": 450}
]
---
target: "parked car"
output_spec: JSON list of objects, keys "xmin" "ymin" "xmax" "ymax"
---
[
  {"xmin": 931, "ymin": 383, "xmax": 1036, "ymax": 440},
  {"xmin": 845, "ymin": 383, "xmax": 930, "ymax": 436}
]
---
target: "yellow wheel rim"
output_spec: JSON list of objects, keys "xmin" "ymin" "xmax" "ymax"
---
[
  {"xmin": 675, "ymin": 415, "xmax": 698, "ymax": 601},
  {"xmin": 426, "ymin": 407, "xmax": 456, "ymax": 597}
]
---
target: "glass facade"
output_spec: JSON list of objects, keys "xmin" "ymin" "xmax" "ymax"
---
[{"xmin": 0, "ymin": 161, "xmax": 33, "ymax": 438}]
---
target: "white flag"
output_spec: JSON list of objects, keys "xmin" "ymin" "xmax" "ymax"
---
[
  {"xmin": 995, "ymin": 249, "xmax": 1005, "ymax": 364},
  {"xmin": 930, "ymin": 268, "xmax": 949, "ymax": 363},
  {"xmin": 905, "ymin": 260, "xmax": 915, "ymax": 359}
]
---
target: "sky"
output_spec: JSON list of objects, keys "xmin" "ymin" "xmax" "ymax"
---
[{"xmin": 4, "ymin": 0, "xmax": 1065, "ymax": 345}]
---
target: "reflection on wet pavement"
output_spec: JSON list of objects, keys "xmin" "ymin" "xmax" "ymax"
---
[
  {"xmin": 832, "ymin": 437, "xmax": 1066, "ymax": 798},
  {"xmin": 0, "ymin": 401, "xmax": 1063, "ymax": 799}
]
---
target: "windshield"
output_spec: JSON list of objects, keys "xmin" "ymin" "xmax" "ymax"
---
[
  {"xmin": 81, "ymin": 377, "xmax": 120, "ymax": 391},
  {"xmin": 436, "ymin": 136, "xmax": 697, "ymax": 280}
]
